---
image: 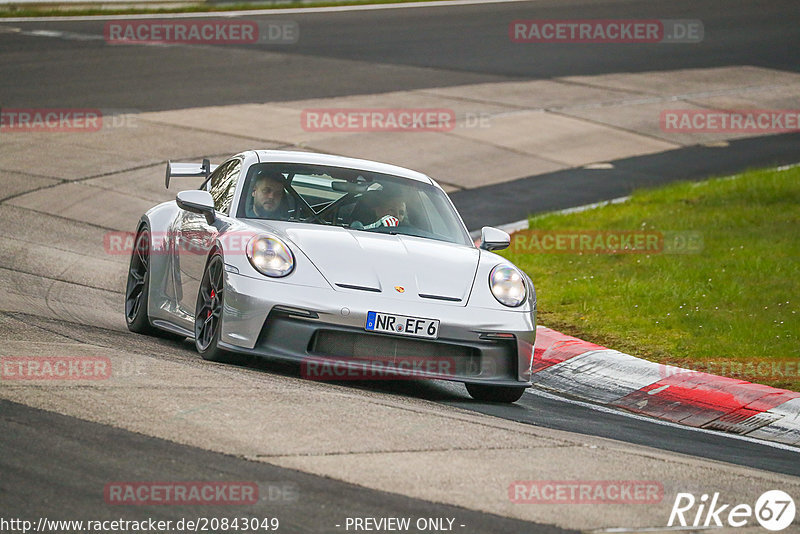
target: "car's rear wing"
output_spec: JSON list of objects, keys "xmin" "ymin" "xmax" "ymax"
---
[{"xmin": 165, "ymin": 159, "xmax": 218, "ymax": 189}]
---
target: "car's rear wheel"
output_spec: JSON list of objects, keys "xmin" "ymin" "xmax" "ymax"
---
[
  {"xmin": 125, "ymin": 227, "xmax": 158, "ymax": 335},
  {"xmin": 195, "ymin": 253, "xmax": 233, "ymax": 362},
  {"xmin": 466, "ymin": 383, "xmax": 527, "ymax": 403}
]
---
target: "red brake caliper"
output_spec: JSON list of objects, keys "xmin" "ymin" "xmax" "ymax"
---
[{"xmin": 208, "ymin": 289, "xmax": 215, "ymax": 318}]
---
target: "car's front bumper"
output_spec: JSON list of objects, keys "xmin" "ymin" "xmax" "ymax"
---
[{"xmin": 220, "ymin": 272, "xmax": 535, "ymax": 386}]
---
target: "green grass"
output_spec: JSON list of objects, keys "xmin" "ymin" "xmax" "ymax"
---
[
  {"xmin": 0, "ymin": 0, "xmax": 447, "ymax": 18},
  {"xmin": 502, "ymin": 165, "xmax": 800, "ymax": 390}
]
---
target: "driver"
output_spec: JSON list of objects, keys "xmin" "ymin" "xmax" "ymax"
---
[
  {"xmin": 247, "ymin": 170, "xmax": 290, "ymax": 219},
  {"xmin": 363, "ymin": 194, "xmax": 407, "ymax": 229}
]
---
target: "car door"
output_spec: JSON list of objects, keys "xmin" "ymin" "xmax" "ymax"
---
[{"xmin": 175, "ymin": 158, "xmax": 241, "ymax": 324}]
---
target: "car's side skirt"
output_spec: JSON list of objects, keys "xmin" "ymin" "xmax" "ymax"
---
[{"xmin": 150, "ymin": 319, "xmax": 194, "ymax": 339}]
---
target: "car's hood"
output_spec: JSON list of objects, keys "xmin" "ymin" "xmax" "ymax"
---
[{"xmin": 251, "ymin": 222, "xmax": 479, "ymax": 303}]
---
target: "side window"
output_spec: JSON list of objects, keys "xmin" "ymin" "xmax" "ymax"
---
[
  {"xmin": 209, "ymin": 160, "xmax": 241, "ymax": 215},
  {"xmin": 206, "ymin": 161, "xmax": 229, "ymax": 192}
]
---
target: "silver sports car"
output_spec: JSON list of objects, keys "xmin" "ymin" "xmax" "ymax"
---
[{"xmin": 126, "ymin": 150, "xmax": 536, "ymax": 402}]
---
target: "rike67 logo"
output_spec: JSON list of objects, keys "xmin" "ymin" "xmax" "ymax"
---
[{"xmin": 669, "ymin": 490, "xmax": 795, "ymax": 531}]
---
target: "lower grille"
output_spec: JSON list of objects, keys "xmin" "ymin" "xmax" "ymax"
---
[
  {"xmin": 311, "ymin": 330, "xmax": 475, "ymax": 359},
  {"xmin": 310, "ymin": 330, "xmax": 481, "ymax": 376}
]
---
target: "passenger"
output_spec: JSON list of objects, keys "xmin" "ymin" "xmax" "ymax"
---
[{"xmin": 363, "ymin": 194, "xmax": 407, "ymax": 229}]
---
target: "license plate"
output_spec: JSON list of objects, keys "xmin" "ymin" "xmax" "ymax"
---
[{"xmin": 366, "ymin": 311, "xmax": 440, "ymax": 339}]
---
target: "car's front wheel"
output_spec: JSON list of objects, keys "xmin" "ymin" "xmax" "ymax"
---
[
  {"xmin": 466, "ymin": 383, "xmax": 527, "ymax": 403},
  {"xmin": 195, "ymin": 253, "xmax": 233, "ymax": 363}
]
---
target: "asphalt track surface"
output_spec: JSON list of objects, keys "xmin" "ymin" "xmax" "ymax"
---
[
  {"xmin": 2, "ymin": 0, "xmax": 800, "ymax": 530},
  {"xmin": 1, "ymin": 399, "xmax": 574, "ymax": 533},
  {"xmin": 296, "ymin": 376, "xmax": 800, "ymax": 477},
  {"xmin": 0, "ymin": 0, "xmax": 798, "ymax": 110}
]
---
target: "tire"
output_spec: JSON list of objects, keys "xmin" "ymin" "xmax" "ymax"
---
[
  {"xmin": 125, "ymin": 226, "xmax": 159, "ymax": 335},
  {"xmin": 194, "ymin": 253, "xmax": 234, "ymax": 363},
  {"xmin": 465, "ymin": 383, "xmax": 527, "ymax": 403}
]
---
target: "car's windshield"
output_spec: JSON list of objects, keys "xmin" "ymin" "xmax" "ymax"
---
[{"xmin": 236, "ymin": 163, "xmax": 472, "ymax": 246}]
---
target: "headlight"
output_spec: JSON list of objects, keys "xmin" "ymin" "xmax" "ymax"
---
[
  {"xmin": 246, "ymin": 234, "xmax": 294, "ymax": 277},
  {"xmin": 489, "ymin": 264, "xmax": 526, "ymax": 307}
]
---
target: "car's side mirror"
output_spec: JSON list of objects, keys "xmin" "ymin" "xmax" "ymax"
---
[
  {"xmin": 480, "ymin": 226, "xmax": 510, "ymax": 251},
  {"xmin": 176, "ymin": 190, "xmax": 216, "ymax": 225}
]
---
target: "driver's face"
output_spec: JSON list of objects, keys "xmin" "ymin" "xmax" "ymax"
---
[{"xmin": 252, "ymin": 178, "xmax": 284, "ymax": 213}]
